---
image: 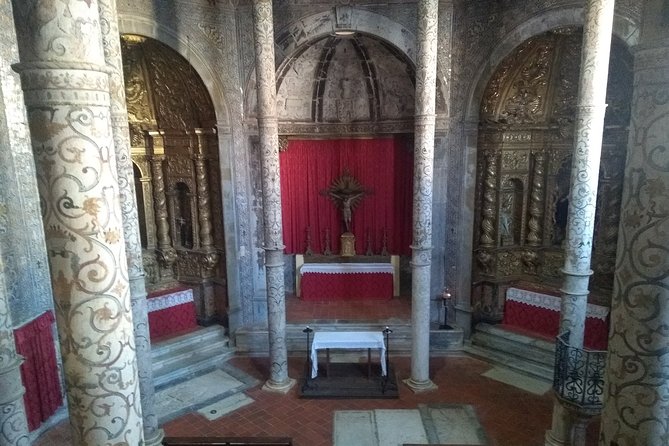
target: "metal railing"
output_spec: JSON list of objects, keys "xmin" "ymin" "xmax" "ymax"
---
[{"xmin": 553, "ymin": 331, "xmax": 607, "ymax": 413}]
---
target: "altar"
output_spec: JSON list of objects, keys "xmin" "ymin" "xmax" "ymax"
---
[
  {"xmin": 502, "ymin": 287, "xmax": 609, "ymax": 350},
  {"xmin": 147, "ymin": 287, "xmax": 198, "ymax": 340},
  {"xmin": 298, "ymin": 258, "xmax": 397, "ymax": 301}
]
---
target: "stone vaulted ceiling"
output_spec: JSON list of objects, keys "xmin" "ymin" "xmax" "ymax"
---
[{"xmin": 276, "ymin": 34, "xmax": 416, "ymax": 123}]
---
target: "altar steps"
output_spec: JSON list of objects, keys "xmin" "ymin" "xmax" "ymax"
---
[
  {"xmin": 234, "ymin": 322, "xmax": 464, "ymax": 355},
  {"xmin": 152, "ymin": 325, "xmax": 234, "ymax": 388},
  {"xmin": 464, "ymin": 323, "xmax": 555, "ymax": 382}
]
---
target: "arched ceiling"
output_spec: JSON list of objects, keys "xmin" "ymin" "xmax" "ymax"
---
[
  {"xmin": 276, "ymin": 34, "xmax": 415, "ymax": 124},
  {"xmin": 480, "ymin": 27, "xmax": 633, "ymax": 127}
]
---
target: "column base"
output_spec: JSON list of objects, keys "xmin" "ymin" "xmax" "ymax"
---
[
  {"xmin": 262, "ymin": 377, "xmax": 296, "ymax": 394},
  {"xmin": 402, "ymin": 377, "xmax": 438, "ymax": 393},
  {"xmin": 145, "ymin": 428, "xmax": 165, "ymax": 446},
  {"xmin": 545, "ymin": 430, "xmax": 568, "ymax": 446}
]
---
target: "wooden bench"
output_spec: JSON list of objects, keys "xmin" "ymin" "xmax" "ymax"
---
[{"xmin": 162, "ymin": 437, "xmax": 293, "ymax": 446}]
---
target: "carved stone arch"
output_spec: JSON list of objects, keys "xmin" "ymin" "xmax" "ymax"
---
[
  {"xmin": 118, "ymin": 17, "xmax": 231, "ymax": 130},
  {"xmin": 465, "ymin": 8, "xmax": 640, "ymax": 122}
]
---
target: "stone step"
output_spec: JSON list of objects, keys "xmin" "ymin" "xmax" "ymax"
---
[
  {"xmin": 234, "ymin": 322, "xmax": 464, "ymax": 354},
  {"xmin": 151, "ymin": 325, "xmax": 227, "ymax": 360},
  {"xmin": 151, "ymin": 325, "xmax": 234, "ymax": 388},
  {"xmin": 470, "ymin": 323, "xmax": 556, "ymax": 366},
  {"xmin": 465, "ymin": 322, "xmax": 556, "ymax": 382}
]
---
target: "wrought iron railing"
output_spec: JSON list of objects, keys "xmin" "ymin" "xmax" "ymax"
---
[{"xmin": 553, "ymin": 331, "xmax": 607, "ymax": 414}]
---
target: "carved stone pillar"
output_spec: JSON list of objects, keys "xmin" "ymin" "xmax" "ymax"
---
[
  {"xmin": 97, "ymin": 0, "xmax": 163, "ymax": 444},
  {"xmin": 0, "ymin": 257, "xmax": 29, "ymax": 446},
  {"xmin": 251, "ymin": 0, "xmax": 294, "ymax": 393},
  {"xmin": 546, "ymin": 0, "xmax": 614, "ymax": 444},
  {"xmin": 600, "ymin": 1, "xmax": 669, "ymax": 444},
  {"xmin": 11, "ymin": 0, "xmax": 144, "ymax": 443},
  {"xmin": 558, "ymin": 0, "xmax": 614, "ymax": 349},
  {"xmin": 405, "ymin": 0, "xmax": 438, "ymax": 393},
  {"xmin": 148, "ymin": 141, "xmax": 177, "ymax": 279}
]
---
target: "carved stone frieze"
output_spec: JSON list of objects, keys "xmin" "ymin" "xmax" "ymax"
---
[{"xmin": 277, "ymin": 120, "xmax": 413, "ymax": 135}]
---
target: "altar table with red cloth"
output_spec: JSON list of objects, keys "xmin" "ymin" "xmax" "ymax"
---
[
  {"xmin": 300, "ymin": 263, "xmax": 394, "ymax": 301},
  {"xmin": 502, "ymin": 287, "xmax": 609, "ymax": 350},
  {"xmin": 148, "ymin": 287, "xmax": 198, "ymax": 340}
]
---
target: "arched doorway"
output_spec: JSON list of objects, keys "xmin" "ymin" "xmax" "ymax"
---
[
  {"xmin": 470, "ymin": 27, "xmax": 632, "ymax": 325},
  {"xmin": 121, "ymin": 34, "xmax": 228, "ymax": 326},
  {"xmin": 267, "ymin": 31, "xmax": 417, "ymax": 322}
]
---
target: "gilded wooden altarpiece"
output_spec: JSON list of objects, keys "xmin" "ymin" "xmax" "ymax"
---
[
  {"xmin": 121, "ymin": 35, "xmax": 227, "ymax": 324},
  {"xmin": 471, "ymin": 28, "xmax": 632, "ymax": 323}
]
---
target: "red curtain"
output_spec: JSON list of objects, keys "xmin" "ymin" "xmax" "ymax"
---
[
  {"xmin": 280, "ymin": 138, "xmax": 413, "ymax": 255},
  {"xmin": 14, "ymin": 311, "xmax": 63, "ymax": 431}
]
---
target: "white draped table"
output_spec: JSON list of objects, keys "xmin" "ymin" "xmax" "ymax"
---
[{"xmin": 310, "ymin": 331, "xmax": 387, "ymax": 379}]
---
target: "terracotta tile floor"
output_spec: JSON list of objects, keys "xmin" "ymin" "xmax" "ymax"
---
[{"xmin": 33, "ymin": 296, "xmax": 600, "ymax": 445}]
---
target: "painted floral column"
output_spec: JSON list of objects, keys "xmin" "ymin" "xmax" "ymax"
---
[
  {"xmin": 559, "ymin": 0, "xmax": 614, "ymax": 349},
  {"xmin": 251, "ymin": 0, "xmax": 294, "ymax": 392},
  {"xmin": 546, "ymin": 1, "xmax": 614, "ymax": 444},
  {"xmin": 600, "ymin": 1, "xmax": 669, "ymax": 444},
  {"xmin": 97, "ymin": 0, "xmax": 163, "ymax": 444},
  {"xmin": 406, "ymin": 0, "xmax": 439, "ymax": 392},
  {"xmin": 11, "ymin": 0, "xmax": 144, "ymax": 444}
]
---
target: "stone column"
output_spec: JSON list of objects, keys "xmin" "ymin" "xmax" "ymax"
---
[
  {"xmin": 251, "ymin": 0, "xmax": 294, "ymax": 393},
  {"xmin": 97, "ymin": 0, "xmax": 163, "ymax": 444},
  {"xmin": 559, "ymin": 0, "xmax": 614, "ymax": 348},
  {"xmin": 600, "ymin": 1, "xmax": 669, "ymax": 444},
  {"xmin": 11, "ymin": 0, "xmax": 144, "ymax": 444},
  {"xmin": 546, "ymin": 1, "xmax": 614, "ymax": 444},
  {"xmin": 405, "ymin": 0, "xmax": 438, "ymax": 393},
  {"xmin": 0, "ymin": 257, "xmax": 29, "ymax": 446}
]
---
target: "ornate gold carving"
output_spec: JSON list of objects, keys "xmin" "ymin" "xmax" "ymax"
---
[
  {"xmin": 526, "ymin": 151, "xmax": 546, "ymax": 246},
  {"xmin": 479, "ymin": 151, "xmax": 498, "ymax": 247},
  {"xmin": 474, "ymin": 28, "xmax": 631, "ymax": 301},
  {"xmin": 501, "ymin": 150, "xmax": 529, "ymax": 171}
]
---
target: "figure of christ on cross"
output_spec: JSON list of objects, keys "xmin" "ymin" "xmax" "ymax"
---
[
  {"xmin": 328, "ymin": 191, "xmax": 364, "ymax": 233},
  {"xmin": 322, "ymin": 169, "xmax": 370, "ymax": 235}
]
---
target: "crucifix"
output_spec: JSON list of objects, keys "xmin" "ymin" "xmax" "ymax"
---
[{"xmin": 322, "ymin": 169, "xmax": 369, "ymax": 235}]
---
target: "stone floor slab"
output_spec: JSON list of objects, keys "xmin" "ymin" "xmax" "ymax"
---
[
  {"xmin": 481, "ymin": 366, "xmax": 551, "ymax": 395},
  {"xmin": 423, "ymin": 404, "xmax": 487, "ymax": 445},
  {"xmin": 155, "ymin": 369, "xmax": 246, "ymax": 421},
  {"xmin": 197, "ymin": 393, "xmax": 254, "ymax": 420},
  {"xmin": 374, "ymin": 409, "xmax": 428, "ymax": 446},
  {"xmin": 333, "ymin": 411, "xmax": 378, "ymax": 446}
]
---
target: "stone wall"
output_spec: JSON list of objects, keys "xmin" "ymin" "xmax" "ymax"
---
[{"xmin": 0, "ymin": 0, "xmax": 53, "ymax": 326}]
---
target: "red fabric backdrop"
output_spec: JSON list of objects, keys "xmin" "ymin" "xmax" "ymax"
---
[
  {"xmin": 280, "ymin": 138, "xmax": 413, "ymax": 255},
  {"xmin": 14, "ymin": 311, "xmax": 63, "ymax": 431}
]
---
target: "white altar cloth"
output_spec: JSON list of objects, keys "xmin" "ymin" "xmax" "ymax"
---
[
  {"xmin": 310, "ymin": 331, "xmax": 387, "ymax": 379},
  {"xmin": 506, "ymin": 287, "xmax": 609, "ymax": 320},
  {"xmin": 300, "ymin": 263, "xmax": 394, "ymax": 275}
]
